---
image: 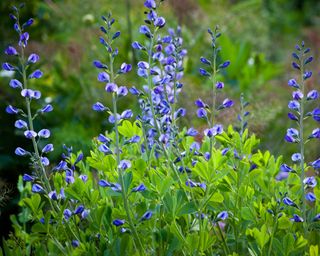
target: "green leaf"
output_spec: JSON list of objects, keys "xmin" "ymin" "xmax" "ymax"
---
[
  {"xmin": 309, "ymin": 245, "xmax": 319, "ymax": 256},
  {"xmin": 177, "ymin": 202, "xmax": 197, "ymax": 216},
  {"xmin": 209, "ymin": 192, "xmax": 224, "ymax": 203},
  {"xmin": 123, "ymin": 171, "xmax": 132, "ymax": 193},
  {"xmin": 283, "ymin": 233, "xmax": 294, "ymax": 256},
  {"xmin": 240, "ymin": 206, "xmax": 255, "ymax": 221}
]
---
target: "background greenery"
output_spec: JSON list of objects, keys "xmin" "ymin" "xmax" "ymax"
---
[{"xmin": 1, "ymin": 0, "xmax": 320, "ymax": 239}]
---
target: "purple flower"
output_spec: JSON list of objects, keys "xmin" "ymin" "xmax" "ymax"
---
[
  {"xmin": 174, "ymin": 108, "xmax": 186, "ymax": 119},
  {"xmin": 222, "ymin": 98, "xmax": 234, "ymax": 108},
  {"xmin": 79, "ymin": 175, "xmax": 88, "ymax": 183},
  {"xmin": 216, "ymin": 81, "xmax": 224, "ymax": 89},
  {"xmin": 313, "ymin": 214, "xmax": 320, "ymax": 221},
  {"xmin": 2, "ymin": 63, "xmax": 15, "ymax": 71},
  {"xmin": 118, "ymin": 160, "xmax": 131, "ymax": 170},
  {"xmin": 195, "ymin": 99, "xmax": 207, "ymax": 108},
  {"xmin": 99, "ymin": 179, "xmax": 111, "ymax": 187},
  {"xmin": 98, "ymin": 134, "xmax": 111, "ymax": 144},
  {"xmin": 288, "ymin": 112, "xmax": 298, "ymax": 121},
  {"xmin": 22, "ymin": 18, "xmax": 34, "ymax": 28},
  {"xmin": 9, "ymin": 79, "xmax": 22, "ymax": 89},
  {"xmin": 112, "ymin": 31, "xmax": 121, "ymax": 40},
  {"xmin": 63, "ymin": 209, "xmax": 72, "ymax": 220},
  {"xmin": 132, "ymin": 183, "xmax": 146, "ymax": 192},
  {"xmin": 280, "ymin": 164, "xmax": 294, "ymax": 173},
  {"xmin": 186, "ymin": 128, "xmax": 198, "ymax": 136},
  {"xmin": 305, "ymin": 192, "xmax": 316, "ymax": 202},
  {"xmin": 276, "ymin": 171, "xmax": 289, "ymax": 181},
  {"xmin": 221, "ymin": 148, "xmax": 229, "ymax": 156},
  {"xmin": 290, "ymin": 214, "xmax": 303, "ymax": 222},
  {"xmin": 288, "ymin": 100, "xmax": 300, "ymax": 111},
  {"xmin": 154, "ymin": 17, "xmax": 165, "ymax": 28},
  {"xmin": 313, "ymin": 108, "xmax": 320, "ymax": 122},
  {"xmin": 105, "ymin": 83, "xmax": 118, "ymax": 93},
  {"xmin": 292, "ymin": 62, "xmax": 300, "ymax": 70},
  {"xmin": 71, "ymin": 240, "xmax": 80, "ymax": 248},
  {"xmin": 24, "ymin": 130, "xmax": 37, "ymax": 139},
  {"xmin": 283, "ymin": 197, "xmax": 296, "ymax": 207},
  {"xmin": 310, "ymin": 158, "xmax": 320, "ymax": 169},
  {"xmin": 97, "ymin": 72, "xmax": 110, "ymax": 82},
  {"xmin": 200, "ymin": 57, "xmax": 211, "ymax": 65},
  {"xmin": 28, "ymin": 69, "xmax": 43, "ymax": 79},
  {"xmin": 292, "ymin": 90, "xmax": 303, "ymax": 100},
  {"xmin": 32, "ymin": 184, "xmax": 44, "ymax": 193},
  {"xmin": 137, "ymin": 61, "xmax": 149, "ymax": 69},
  {"xmin": 55, "ymin": 161, "xmax": 67, "ymax": 171},
  {"xmin": 15, "ymin": 120, "xmax": 28, "ymax": 129},
  {"xmin": 132, "ymin": 41, "xmax": 144, "ymax": 50},
  {"xmin": 120, "ymin": 63, "xmax": 132, "ymax": 73},
  {"xmin": 288, "ymin": 79, "xmax": 299, "ymax": 88},
  {"xmin": 92, "ymin": 102, "xmax": 107, "ymax": 112},
  {"xmin": 304, "ymin": 56, "xmax": 313, "ymax": 64},
  {"xmin": 217, "ymin": 211, "xmax": 228, "ymax": 220},
  {"xmin": 6, "ymin": 105, "xmax": 18, "ymax": 114},
  {"xmin": 27, "ymin": 54, "xmax": 39, "ymax": 64},
  {"xmin": 303, "ymin": 176, "xmax": 317, "ymax": 188},
  {"xmin": 144, "ymin": 0, "xmax": 156, "ymax": 9},
  {"xmin": 38, "ymin": 129, "xmax": 50, "ymax": 138},
  {"xmin": 5, "ymin": 46, "xmax": 18, "ymax": 56},
  {"xmin": 15, "ymin": 147, "xmax": 29, "ymax": 156},
  {"xmin": 307, "ymin": 90, "xmax": 318, "ymax": 100},
  {"xmin": 139, "ymin": 25, "xmax": 151, "ymax": 35},
  {"xmin": 310, "ymin": 128, "xmax": 320, "ymax": 139},
  {"xmin": 219, "ymin": 61, "xmax": 230, "ymax": 69},
  {"xmin": 199, "ymin": 68, "xmax": 210, "ymax": 76},
  {"xmin": 141, "ymin": 211, "xmax": 153, "ymax": 221},
  {"xmin": 113, "ymin": 219, "xmax": 125, "ymax": 226},
  {"xmin": 117, "ymin": 86, "xmax": 128, "ymax": 97},
  {"xmin": 48, "ymin": 190, "xmax": 58, "ymax": 200},
  {"xmin": 41, "ymin": 104, "xmax": 53, "ymax": 113},
  {"xmin": 121, "ymin": 109, "xmax": 133, "ymax": 119},
  {"xmin": 42, "ymin": 144, "xmax": 54, "ymax": 153},
  {"xmin": 81, "ymin": 209, "xmax": 90, "ymax": 219},
  {"xmin": 41, "ymin": 157, "xmax": 50, "ymax": 166},
  {"xmin": 303, "ymin": 71, "xmax": 312, "ymax": 80},
  {"xmin": 74, "ymin": 205, "xmax": 84, "ymax": 215},
  {"xmin": 99, "ymin": 144, "xmax": 112, "ymax": 154},
  {"xmin": 291, "ymin": 153, "xmax": 301, "ymax": 162},
  {"xmin": 23, "ymin": 174, "xmax": 34, "ymax": 182},
  {"xmin": 93, "ymin": 60, "xmax": 108, "ymax": 69},
  {"xmin": 197, "ymin": 108, "xmax": 207, "ymax": 118},
  {"xmin": 19, "ymin": 32, "xmax": 29, "ymax": 47}
]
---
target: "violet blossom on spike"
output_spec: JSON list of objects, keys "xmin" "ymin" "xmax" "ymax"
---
[
  {"xmin": 38, "ymin": 129, "xmax": 50, "ymax": 138},
  {"xmin": 154, "ymin": 17, "xmax": 165, "ymax": 28},
  {"xmin": 23, "ymin": 174, "xmax": 34, "ymax": 182},
  {"xmin": 5, "ymin": 46, "xmax": 18, "ymax": 56},
  {"xmin": 113, "ymin": 219, "xmax": 125, "ymax": 226},
  {"xmin": 24, "ymin": 130, "xmax": 37, "ymax": 139},
  {"xmin": 32, "ymin": 184, "xmax": 44, "ymax": 193},
  {"xmin": 200, "ymin": 57, "xmax": 211, "ymax": 65},
  {"xmin": 139, "ymin": 25, "xmax": 151, "ymax": 35},
  {"xmin": 313, "ymin": 108, "xmax": 320, "ymax": 122},
  {"xmin": 118, "ymin": 160, "xmax": 131, "ymax": 170},
  {"xmin": 292, "ymin": 90, "xmax": 303, "ymax": 100},
  {"xmin": 222, "ymin": 98, "xmax": 234, "ymax": 108},
  {"xmin": 313, "ymin": 214, "xmax": 320, "ymax": 221},
  {"xmin": 305, "ymin": 192, "xmax": 316, "ymax": 202},
  {"xmin": 48, "ymin": 191, "xmax": 58, "ymax": 200},
  {"xmin": 291, "ymin": 153, "xmax": 301, "ymax": 162},
  {"xmin": 27, "ymin": 54, "xmax": 39, "ymax": 64},
  {"xmin": 288, "ymin": 112, "xmax": 298, "ymax": 121},
  {"xmin": 42, "ymin": 144, "xmax": 54, "ymax": 153},
  {"xmin": 283, "ymin": 197, "xmax": 296, "ymax": 207},
  {"xmin": 303, "ymin": 71, "xmax": 312, "ymax": 80},
  {"xmin": 15, "ymin": 120, "xmax": 28, "ymax": 129},
  {"xmin": 98, "ymin": 134, "xmax": 111, "ymax": 144},
  {"xmin": 216, "ymin": 81, "xmax": 224, "ymax": 89},
  {"xmin": 186, "ymin": 128, "xmax": 198, "ymax": 136},
  {"xmin": 15, "ymin": 147, "xmax": 28, "ymax": 156},
  {"xmin": 92, "ymin": 102, "xmax": 107, "ymax": 112},
  {"xmin": 141, "ymin": 211, "xmax": 153, "ymax": 221},
  {"xmin": 41, "ymin": 157, "xmax": 49, "ymax": 166},
  {"xmin": 41, "ymin": 104, "xmax": 53, "ymax": 113},
  {"xmin": 199, "ymin": 68, "xmax": 210, "ymax": 76},
  {"xmin": 288, "ymin": 79, "xmax": 299, "ymax": 88},
  {"xmin": 6, "ymin": 105, "xmax": 18, "ymax": 114},
  {"xmin": 288, "ymin": 100, "xmax": 300, "ymax": 111},
  {"xmin": 132, "ymin": 184, "xmax": 146, "ymax": 192},
  {"xmin": 93, "ymin": 60, "xmax": 108, "ymax": 69},
  {"xmin": 99, "ymin": 144, "xmax": 112, "ymax": 154},
  {"xmin": 120, "ymin": 109, "xmax": 133, "ymax": 119},
  {"xmin": 310, "ymin": 128, "xmax": 320, "ymax": 139},
  {"xmin": 307, "ymin": 90, "xmax": 318, "ymax": 100},
  {"xmin": 72, "ymin": 240, "xmax": 80, "ymax": 248},
  {"xmin": 99, "ymin": 180, "xmax": 111, "ymax": 187},
  {"xmin": 120, "ymin": 63, "xmax": 132, "ymax": 73},
  {"xmin": 9, "ymin": 79, "xmax": 22, "ymax": 89},
  {"xmin": 117, "ymin": 86, "xmax": 128, "ymax": 97},
  {"xmin": 197, "ymin": 108, "xmax": 207, "ymax": 118},
  {"xmin": 63, "ymin": 209, "xmax": 72, "ymax": 220},
  {"xmin": 105, "ymin": 83, "xmax": 118, "ymax": 93},
  {"xmin": 219, "ymin": 61, "xmax": 230, "ymax": 69},
  {"xmin": 97, "ymin": 72, "xmax": 110, "ymax": 82},
  {"xmin": 303, "ymin": 176, "xmax": 317, "ymax": 188},
  {"xmin": 144, "ymin": 0, "xmax": 156, "ymax": 9},
  {"xmin": 290, "ymin": 214, "xmax": 303, "ymax": 222},
  {"xmin": 280, "ymin": 164, "xmax": 294, "ymax": 173},
  {"xmin": 28, "ymin": 69, "xmax": 43, "ymax": 79},
  {"xmin": 195, "ymin": 99, "xmax": 207, "ymax": 108},
  {"xmin": 2, "ymin": 63, "xmax": 15, "ymax": 71},
  {"xmin": 132, "ymin": 41, "xmax": 144, "ymax": 50},
  {"xmin": 217, "ymin": 211, "xmax": 228, "ymax": 220}
]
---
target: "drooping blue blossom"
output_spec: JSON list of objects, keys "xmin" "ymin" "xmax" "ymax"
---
[
  {"xmin": 24, "ymin": 130, "xmax": 37, "ymax": 139},
  {"xmin": 141, "ymin": 211, "xmax": 153, "ymax": 221},
  {"xmin": 6, "ymin": 105, "xmax": 19, "ymax": 114},
  {"xmin": 288, "ymin": 112, "xmax": 298, "ymax": 121},
  {"xmin": 217, "ymin": 211, "xmax": 228, "ymax": 220},
  {"xmin": 48, "ymin": 190, "xmax": 58, "ymax": 200},
  {"xmin": 40, "ymin": 104, "xmax": 53, "ymax": 113},
  {"xmin": 144, "ymin": 0, "xmax": 156, "ymax": 9},
  {"xmin": 186, "ymin": 127, "xmax": 198, "ymax": 137},
  {"xmin": 283, "ymin": 197, "xmax": 297, "ymax": 207},
  {"xmin": 200, "ymin": 57, "xmax": 211, "ymax": 65},
  {"xmin": 197, "ymin": 108, "xmax": 207, "ymax": 119},
  {"xmin": 28, "ymin": 69, "xmax": 43, "ymax": 79},
  {"xmin": 154, "ymin": 17, "xmax": 166, "ymax": 28},
  {"xmin": 292, "ymin": 90, "xmax": 303, "ymax": 100},
  {"xmin": 4, "ymin": 46, "xmax": 18, "ymax": 56},
  {"xmin": 309, "ymin": 128, "xmax": 320, "ymax": 139},
  {"xmin": 54, "ymin": 160, "xmax": 67, "ymax": 171},
  {"xmin": 38, "ymin": 129, "xmax": 50, "ymax": 138},
  {"xmin": 120, "ymin": 109, "xmax": 133, "ymax": 119},
  {"xmin": 41, "ymin": 157, "xmax": 50, "ymax": 166},
  {"xmin": 99, "ymin": 179, "xmax": 111, "ymax": 187},
  {"xmin": 27, "ymin": 53, "xmax": 39, "ymax": 64},
  {"xmin": 305, "ymin": 192, "xmax": 316, "ymax": 202},
  {"xmin": 93, "ymin": 60, "xmax": 108, "ymax": 69},
  {"xmin": 74, "ymin": 205, "xmax": 85, "ymax": 215},
  {"xmin": 221, "ymin": 98, "xmax": 234, "ymax": 109},
  {"xmin": 92, "ymin": 102, "xmax": 107, "ymax": 112},
  {"xmin": 132, "ymin": 183, "xmax": 146, "ymax": 192},
  {"xmin": 303, "ymin": 71, "xmax": 312, "ymax": 80},
  {"xmin": 32, "ymin": 184, "xmax": 44, "ymax": 193},
  {"xmin": 2, "ymin": 62, "xmax": 15, "ymax": 71},
  {"xmin": 97, "ymin": 134, "xmax": 111, "ymax": 144},
  {"xmin": 288, "ymin": 100, "xmax": 300, "ymax": 111},
  {"xmin": 280, "ymin": 164, "xmax": 295, "ymax": 173},
  {"xmin": 199, "ymin": 68, "xmax": 210, "ymax": 77},
  {"xmin": 71, "ymin": 240, "xmax": 80, "ymax": 248},
  {"xmin": 291, "ymin": 153, "xmax": 301, "ymax": 162},
  {"xmin": 105, "ymin": 83, "xmax": 118, "ymax": 93},
  {"xmin": 22, "ymin": 174, "xmax": 34, "ymax": 182},
  {"xmin": 63, "ymin": 209, "xmax": 72, "ymax": 220},
  {"xmin": 113, "ymin": 219, "xmax": 125, "ymax": 226},
  {"xmin": 288, "ymin": 79, "xmax": 299, "ymax": 88},
  {"xmin": 15, "ymin": 147, "xmax": 29, "ymax": 156},
  {"xmin": 98, "ymin": 144, "xmax": 112, "ymax": 154},
  {"xmin": 132, "ymin": 41, "xmax": 144, "ymax": 50},
  {"xmin": 216, "ymin": 81, "xmax": 224, "ymax": 89},
  {"xmin": 15, "ymin": 119, "xmax": 28, "ymax": 129},
  {"xmin": 303, "ymin": 176, "xmax": 317, "ymax": 188},
  {"xmin": 9, "ymin": 79, "xmax": 22, "ymax": 89},
  {"xmin": 42, "ymin": 143, "xmax": 54, "ymax": 153},
  {"xmin": 290, "ymin": 214, "xmax": 304, "ymax": 222},
  {"xmin": 117, "ymin": 86, "xmax": 128, "ymax": 97},
  {"xmin": 219, "ymin": 60, "xmax": 231, "ymax": 69},
  {"xmin": 313, "ymin": 214, "xmax": 320, "ymax": 221},
  {"xmin": 97, "ymin": 72, "xmax": 110, "ymax": 82},
  {"xmin": 306, "ymin": 90, "xmax": 318, "ymax": 101},
  {"xmin": 119, "ymin": 63, "xmax": 132, "ymax": 73},
  {"xmin": 313, "ymin": 108, "xmax": 320, "ymax": 122}
]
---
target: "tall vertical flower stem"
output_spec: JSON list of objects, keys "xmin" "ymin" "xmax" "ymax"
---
[
  {"xmin": 298, "ymin": 54, "xmax": 306, "ymax": 234},
  {"xmin": 209, "ymin": 52, "xmax": 217, "ymax": 155},
  {"xmin": 109, "ymin": 53, "xmax": 144, "ymax": 254}
]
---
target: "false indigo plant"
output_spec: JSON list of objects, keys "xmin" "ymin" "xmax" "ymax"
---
[{"xmin": 2, "ymin": 1, "xmax": 320, "ymax": 256}]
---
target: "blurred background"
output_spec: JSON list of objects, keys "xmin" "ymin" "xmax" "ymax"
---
[{"xmin": 1, "ymin": 0, "xmax": 320, "ymax": 239}]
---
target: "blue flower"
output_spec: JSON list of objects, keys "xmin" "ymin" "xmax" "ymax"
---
[
  {"xmin": 305, "ymin": 192, "xmax": 316, "ymax": 202},
  {"xmin": 41, "ymin": 104, "xmax": 53, "ymax": 113},
  {"xmin": 9, "ymin": 79, "xmax": 22, "ymax": 89},
  {"xmin": 216, "ymin": 81, "xmax": 224, "ymax": 89},
  {"xmin": 118, "ymin": 160, "xmax": 131, "ymax": 170},
  {"xmin": 283, "ymin": 197, "xmax": 297, "ymax": 207},
  {"xmin": 5, "ymin": 46, "xmax": 18, "ymax": 56},
  {"xmin": 199, "ymin": 68, "xmax": 210, "ymax": 76},
  {"xmin": 63, "ymin": 209, "xmax": 72, "ymax": 220},
  {"xmin": 200, "ymin": 57, "xmax": 211, "ymax": 65},
  {"xmin": 28, "ymin": 69, "xmax": 43, "ymax": 79},
  {"xmin": 27, "ymin": 53, "xmax": 39, "ymax": 64},
  {"xmin": 48, "ymin": 190, "xmax": 58, "ymax": 200},
  {"xmin": 313, "ymin": 108, "xmax": 320, "ymax": 122},
  {"xmin": 97, "ymin": 72, "xmax": 110, "ymax": 82},
  {"xmin": 120, "ymin": 109, "xmax": 133, "ymax": 119},
  {"xmin": 32, "ymin": 184, "xmax": 44, "ymax": 193},
  {"xmin": 23, "ymin": 174, "xmax": 34, "ymax": 182},
  {"xmin": 288, "ymin": 79, "xmax": 299, "ymax": 88},
  {"xmin": 197, "ymin": 108, "xmax": 207, "ymax": 118},
  {"xmin": 292, "ymin": 90, "xmax": 303, "ymax": 100},
  {"xmin": 41, "ymin": 157, "xmax": 50, "ymax": 166},
  {"xmin": 38, "ymin": 129, "xmax": 50, "ymax": 138},
  {"xmin": 99, "ymin": 179, "xmax": 111, "ymax": 187},
  {"xmin": 221, "ymin": 98, "xmax": 234, "ymax": 108},
  {"xmin": 307, "ymin": 90, "xmax": 318, "ymax": 100},
  {"xmin": 93, "ymin": 60, "xmax": 108, "ymax": 69},
  {"xmin": 71, "ymin": 240, "xmax": 80, "ymax": 248},
  {"xmin": 290, "ymin": 214, "xmax": 303, "ymax": 222},
  {"xmin": 2, "ymin": 62, "xmax": 15, "ymax": 71},
  {"xmin": 303, "ymin": 71, "xmax": 312, "ymax": 80},
  {"xmin": 98, "ymin": 144, "xmax": 112, "ymax": 154},
  {"xmin": 303, "ymin": 176, "xmax": 317, "ymax": 187},
  {"xmin": 217, "ymin": 211, "xmax": 228, "ymax": 220},
  {"xmin": 291, "ymin": 153, "xmax": 301, "ymax": 162},
  {"xmin": 22, "ymin": 18, "xmax": 34, "ymax": 28},
  {"xmin": 15, "ymin": 120, "xmax": 28, "ymax": 129},
  {"xmin": 6, "ymin": 105, "xmax": 18, "ymax": 114},
  {"xmin": 74, "ymin": 205, "xmax": 85, "ymax": 215},
  {"xmin": 117, "ymin": 86, "xmax": 128, "ymax": 97},
  {"xmin": 42, "ymin": 144, "xmax": 54, "ymax": 153},
  {"xmin": 141, "ymin": 211, "xmax": 153, "ymax": 221},
  {"xmin": 288, "ymin": 100, "xmax": 300, "ymax": 111},
  {"xmin": 79, "ymin": 175, "xmax": 88, "ymax": 183},
  {"xmin": 113, "ymin": 219, "xmax": 125, "ymax": 226},
  {"xmin": 144, "ymin": 0, "xmax": 156, "ymax": 9},
  {"xmin": 105, "ymin": 83, "xmax": 118, "ymax": 93},
  {"xmin": 15, "ymin": 147, "xmax": 29, "ymax": 156},
  {"xmin": 119, "ymin": 63, "xmax": 132, "ymax": 73},
  {"xmin": 92, "ymin": 102, "xmax": 107, "ymax": 112},
  {"xmin": 154, "ymin": 17, "xmax": 165, "ymax": 28},
  {"xmin": 132, "ymin": 183, "xmax": 146, "ymax": 192},
  {"xmin": 186, "ymin": 127, "xmax": 198, "ymax": 136},
  {"xmin": 313, "ymin": 214, "xmax": 320, "ymax": 221},
  {"xmin": 280, "ymin": 164, "xmax": 295, "ymax": 173},
  {"xmin": 309, "ymin": 128, "xmax": 320, "ymax": 139},
  {"xmin": 132, "ymin": 41, "xmax": 144, "ymax": 50},
  {"xmin": 219, "ymin": 61, "xmax": 230, "ymax": 69},
  {"xmin": 288, "ymin": 112, "xmax": 298, "ymax": 121},
  {"xmin": 139, "ymin": 25, "xmax": 151, "ymax": 36},
  {"xmin": 54, "ymin": 161, "xmax": 67, "ymax": 171},
  {"xmin": 112, "ymin": 31, "xmax": 121, "ymax": 40},
  {"xmin": 97, "ymin": 134, "xmax": 111, "ymax": 144},
  {"xmin": 24, "ymin": 130, "xmax": 37, "ymax": 139}
]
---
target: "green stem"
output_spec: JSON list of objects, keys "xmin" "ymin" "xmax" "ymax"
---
[
  {"xmin": 267, "ymin": 216, "xmax": 278, "ymax": 256},
  {"xmin": 109, "ymin": 54, "xmax": 144, "ymax": 254}
]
